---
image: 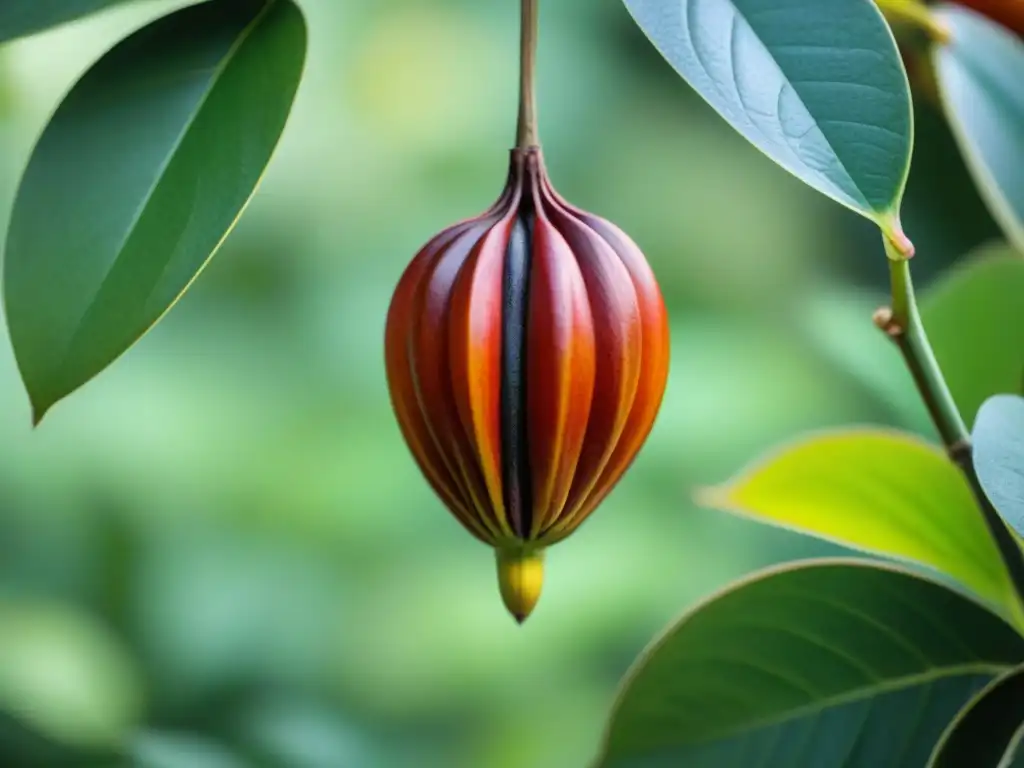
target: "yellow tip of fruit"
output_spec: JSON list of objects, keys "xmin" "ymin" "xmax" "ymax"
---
[{"xmin": 496, "ymin": 547, "xmax": 544, "ymax": 624}]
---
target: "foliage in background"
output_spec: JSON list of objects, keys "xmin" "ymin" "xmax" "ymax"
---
[
  {"xmin": 597, "ymin": 1, "xmax": 1024, "ymax": 764},
  {"xmin": 0, "ymin": 0, "xmax": 1022, "ymax": 766}
]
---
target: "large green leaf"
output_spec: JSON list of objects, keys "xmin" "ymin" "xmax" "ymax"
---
[
  {"xmin": 3, "ymin": 0, "xmax": 307, "ymax": 423},
  {"xmin": 622, "ymin": 0, "xmax": 913, "ymax": 221},
  {"xmin": 929, "ymin": 664, "xmax": 1024, "ymax": 767},
  {"xmin": 933, "ymin": 5, "xmax": 1024, "ymax": 251},
  {"xmin": 0, "ymin": 0, "xmax": 135, "ymax": 43},
  {"xmin": 597, "ymin": 559, "xmax": 1024, "ymax": 768},
  {"xmin": 921, "ymin": 243, "xmax": 1024, "ymax": 428},
  {"xmin": 699, "ymin": 429, "xmax": 1023, "ymax": 626},
  {"xmin": 973, "ymin": 394, "xmax": 1024, "ymax": 539}
]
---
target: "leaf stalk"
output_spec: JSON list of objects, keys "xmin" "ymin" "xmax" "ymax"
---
[{"xmin": 876, "ymin": 235, "xmax": 1024, "ymax": 623}]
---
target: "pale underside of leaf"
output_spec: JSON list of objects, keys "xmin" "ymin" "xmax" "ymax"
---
[
  {"xmin": 973, "ymin": 395, "xmax": 1024, "ymax": 539},
  {"xmin": 623, "ymin": 0, "xmax": 912, "ymax": 218},
  {"xmin": 933, "ymin": 5, "xmax": 1024, "ymax": 253}
]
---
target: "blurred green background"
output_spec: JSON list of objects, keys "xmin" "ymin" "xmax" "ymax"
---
[{"xmin": 0, "ymin": 1, "xmax": 1006, "ymax": 766}]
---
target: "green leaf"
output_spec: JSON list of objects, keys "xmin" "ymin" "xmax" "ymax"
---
[
  {"xmin": 699, "ymin": 429, "xmax": 1023, "ymax": 626},
  {"xmin": 921, "ymin": 243, "xmax": 1024, "ymax": 427},
  {"xmin": 933, "ymin": 5, "xmax": 1024, "ymax": 251},
  {"xmin": 597, "ymin": 559, "xmax": 1024, "ymax": 768},
  {"xmin": 0, "ymin": 0, "xmax": 134, "ymax": 43},
  {"xmin": 622, "ymin": 0, "xmax": 913, "ymax": 220},
  {"xmin": 973, "ymin": 394, "xmax": 1024, "ymax": 539},
  {"xmin": 929, "ymin": 664, "xmax": 1024, "ymax": 767},
  {"xmin": 2, "ymin": 0, "xmax": 307, "ymax": 423}
]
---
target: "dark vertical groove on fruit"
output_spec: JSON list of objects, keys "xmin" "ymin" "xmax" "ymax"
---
[{"xmin": 501, "ymin": 212, "xmax": 534, "ymax": 538}]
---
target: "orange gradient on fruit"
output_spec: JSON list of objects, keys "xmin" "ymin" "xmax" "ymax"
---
[
  {"xmin": 384, "ymin": 147, "xmax": 670, "ymax": 622},
  {"xmin": 954, "ymin": 0, "xmax": 1024, "ymax": 35}
]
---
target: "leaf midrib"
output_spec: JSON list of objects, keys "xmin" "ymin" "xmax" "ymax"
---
[
  {"xmin": 52, "ymin": 0, "xmax": 276, "ymax": 379},
  {"xmin": 740, "ymin": 7, "xmax": 867, "ymax": 210},
  {"xmin": 622, "ymin": 662, "xmax": 1007, "ymax": 750},
  {"xmin": 670, "ymin": 0, "xmax": 903, "ymax": 215}
]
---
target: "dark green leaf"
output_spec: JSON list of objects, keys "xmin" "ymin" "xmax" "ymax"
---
[
  {"xmin": 933, "ymin": 5, "xmax": 1024, "ymax": 251},
  {"xmin": 622, "ymin": 0, "xmax": 912, "ymax": 221},
  {"xmin": 973, "ymin": 394, "xmax": 1024, "ymax": 539},
  {"xmin": 922, "ymin": 243, "xmax": 1024, "ymax": 428},
  {"xmin": 929, "ymin": 664, "xmax": 1024, "ymax": 767},
  {"xmin": 598, "ymin": 559, "xmax": 1024, "ymax": 768},
  {"xmin": 0, "ymin": 0, "xmax": 134, "ymax": 43},
  {"xmin": 3, "ymin": 0, "xmax": 307, "ymax": 423}
]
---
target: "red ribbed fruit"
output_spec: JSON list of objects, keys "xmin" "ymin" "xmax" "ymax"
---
[
  {"xmin": 953, "ymin": 0, "xmax": 1024, "ymax": 35},
  {"xmin": 385, "ymin": 146, "xmax": 670, "ymax": 622}
]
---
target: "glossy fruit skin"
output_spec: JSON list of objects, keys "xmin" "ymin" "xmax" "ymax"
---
[
  {"xmin": 953, "ymin": 0, "xmax": 1024, "ymax": 35},
  {"xmin": 385, "ymin": 147, "xmax": 670, "ymax": 621}
]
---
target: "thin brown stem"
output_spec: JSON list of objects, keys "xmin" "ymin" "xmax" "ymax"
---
[{"xmin": 516, "ymin": 0, "xmax": 539, "ymax": 149}]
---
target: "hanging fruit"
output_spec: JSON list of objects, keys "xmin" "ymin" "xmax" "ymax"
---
[
  {"xmin": 952, "ymin": 0, "xmax": 1024, "ymax": 36},
  {"xmin": 383, "ymin": 0, "xmax": 670, "ymax": 623}
]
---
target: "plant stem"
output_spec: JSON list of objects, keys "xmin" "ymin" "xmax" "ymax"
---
[
  {"xmin": 949, "ymin": 442, "xmax": 1024, "ymax": 621},
  {"xmin": 516, "ymin": 0, "xmax": 539, "ymax": 149},
  {"xmin": 876, "ymin": 238, "xmax": 1024, "ymax": 618},
  {"xmin": 880, "ymin": 256, "xmax": 968, "ymax": 448}
]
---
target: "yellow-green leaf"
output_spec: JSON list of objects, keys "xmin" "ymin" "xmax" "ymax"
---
[{"xmin": 699, "ymin": 428, "xmax": 1023, "ymax": 626}]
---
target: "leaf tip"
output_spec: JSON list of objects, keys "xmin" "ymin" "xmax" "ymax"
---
[
  {"xmin": 693, "ymin": 485, "xmax": 728, "ymax": 509},
  {"xmin": 30, "ymin": 398, "xmax": 53, "ymax": 428}
]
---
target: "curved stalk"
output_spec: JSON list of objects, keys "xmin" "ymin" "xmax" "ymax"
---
[
  {"xmin": 880, "ymin": 255, "xmax": 967, "ymax": 447},
  {"xmin": 876, "ymin": 236, "xmax": 1024, "ymax": 623}
]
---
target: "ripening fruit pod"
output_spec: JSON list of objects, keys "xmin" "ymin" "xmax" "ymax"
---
[
  {"xmin": 385, "ymin": 147, "xmax": 670, "ymax": 623},
  {"xmin": 952, "ymin": 0, "xmax": 1024, "ymax": 35}
]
